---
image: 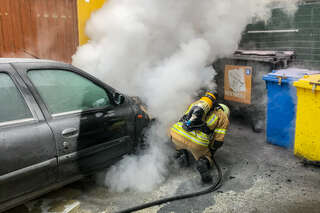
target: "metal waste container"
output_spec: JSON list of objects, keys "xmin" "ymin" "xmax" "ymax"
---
[{"xmin": 213, "ymin": 50, "xmax": 295, "ymax": 132}]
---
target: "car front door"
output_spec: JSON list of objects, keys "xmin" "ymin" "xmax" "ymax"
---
[
  {"xmin": 0, "ymin": 64, "xmax": 58, "ymax": 209},
  {"xmin": 14, "ymin": 63, "xmax": 134, "ymax": 180}
]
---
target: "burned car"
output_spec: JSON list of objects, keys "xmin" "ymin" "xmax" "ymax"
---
[{"xmin": 0, "ymin": 58, "xmax": 150, "ymax": 212}]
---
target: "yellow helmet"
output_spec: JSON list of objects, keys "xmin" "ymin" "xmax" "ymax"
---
[{"xmin": 219, "ymin": 104, "xmax": 230, "ymax": 118}]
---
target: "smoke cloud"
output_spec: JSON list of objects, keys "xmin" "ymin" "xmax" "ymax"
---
[{"xmin": 72, "ymin": 0, "xmax": 299, "ymax": 192}]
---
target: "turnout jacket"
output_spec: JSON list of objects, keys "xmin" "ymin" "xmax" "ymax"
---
[{"xmin": 171, "ymin": 101, "xmax": 229, "ymax": 148}]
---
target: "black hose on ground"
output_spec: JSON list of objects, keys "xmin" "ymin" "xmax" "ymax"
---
[{"xmin": 115, "ymin": 157, "xmax": 223, "ymax": 213}]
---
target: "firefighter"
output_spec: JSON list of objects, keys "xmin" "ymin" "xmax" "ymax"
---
[{"xmin": 170, "ymin": 93, "xmax": 230, "ymax": 183}]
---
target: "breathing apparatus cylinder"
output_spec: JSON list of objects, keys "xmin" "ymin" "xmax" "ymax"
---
[{"xmin": 182, "ymin": 92, "xmax": 216, "ymax": 132}]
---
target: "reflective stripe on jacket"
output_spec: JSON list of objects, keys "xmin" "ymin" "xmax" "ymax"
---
[
  {"xmin": 171, "ymin": 122, "xmax": 210, "ymax": 147},
  {"xmin": 206, "ymin": 113, "xmax": 218, "ymax": 126},
  {"xmin": 172, "ymin": 102, "xmax": 229, "ymax": 147},
  {"xmin": 206, "ymin": 109, "xmax": 229, "ymax": 142}
]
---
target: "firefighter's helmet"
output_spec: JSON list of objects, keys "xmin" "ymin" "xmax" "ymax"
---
[{"xmin": 219, "ymin": 103, "xmax": 230, "ymax": 118}]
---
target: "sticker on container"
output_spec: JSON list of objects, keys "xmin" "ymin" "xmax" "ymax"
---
[
  {"xmin": 228, "ymin": 68, "xmax": 246, "ymax": 92},
  {"xmin": 224, "ymin": 65, "xmax": 252, "ymax": 104},
  {"xmin": 245, "ymin": 68, "xmax": 251, "ymax": 75}
]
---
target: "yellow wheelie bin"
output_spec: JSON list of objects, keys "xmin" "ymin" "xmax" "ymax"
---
[{"xmin": 293, "ymin": 74, "xmax": 320, "ymax": 161}]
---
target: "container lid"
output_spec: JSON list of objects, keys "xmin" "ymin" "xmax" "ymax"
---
[
  {"xmin": 293, "ymin": 74, "xmax": 320, "ymax": 91},
  {"xmin": 263, "ymin": 68, "xmax": 320, "ymax": 84}
]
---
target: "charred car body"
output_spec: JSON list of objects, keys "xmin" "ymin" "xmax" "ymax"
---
[{"xmin": 0, "ymin": 58, "xmax": 150, "ymax": 212}]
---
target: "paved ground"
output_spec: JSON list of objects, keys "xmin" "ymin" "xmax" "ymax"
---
[{"xmin": 6, "ymin": 117, "xmax": 320, "ymax": 213}]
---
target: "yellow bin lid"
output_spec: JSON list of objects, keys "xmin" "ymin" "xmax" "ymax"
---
[{"xmin": 293, "ymin": 74, "xmax": 320, "ymax": 91}]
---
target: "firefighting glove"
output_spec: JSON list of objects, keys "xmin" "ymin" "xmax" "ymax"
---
[
  {"xmin": 210, "ymin": 141, "xmax": 223, "ymax": 156},
  {"xmin": 200, "ymin": 124, "xmax": 211, "ymax": 134}
]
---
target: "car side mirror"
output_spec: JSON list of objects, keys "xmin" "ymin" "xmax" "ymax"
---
[{"xmin": 113, "ymin": 92, "xmax": 125, "ymax": 105}]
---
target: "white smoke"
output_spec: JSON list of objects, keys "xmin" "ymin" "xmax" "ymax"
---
[{"xmin": 72, "ymin": 0, "xmax": 299, "ymax": 192}]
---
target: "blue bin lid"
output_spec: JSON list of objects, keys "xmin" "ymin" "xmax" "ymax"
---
[{"xmin": 263, "ymin": 68, "xmax": 320, "ymax": 84}]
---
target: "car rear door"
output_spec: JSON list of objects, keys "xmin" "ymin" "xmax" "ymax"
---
[
  {"xmin": 13, "ymin": 62, "xmax": 134, "ymax": 180},
  {"xmin": 0, "ymin": 63, "xmax": 58, "ymax": 207}
]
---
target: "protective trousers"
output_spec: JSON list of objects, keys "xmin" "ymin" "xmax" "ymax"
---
[{"xmin": 170, "ymin": 122, "xmax": 213, "ymax": 166}]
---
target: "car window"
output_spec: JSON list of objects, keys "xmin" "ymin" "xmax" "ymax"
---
[
  {"xmin": 28, "ymin": 69, "xmax": 111, "ymax": 115},
  {"xmin": 0, "ymin": 73, "xmax": 33, "ymax": 123}
]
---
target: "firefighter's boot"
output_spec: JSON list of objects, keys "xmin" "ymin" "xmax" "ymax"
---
[
  {"xmin": 196, "ymin": 157, "xmax": 212, "ymax": 183},
  {"xmin": 175, "ymin": 149, "xmax": 189, "ymax": 167}
]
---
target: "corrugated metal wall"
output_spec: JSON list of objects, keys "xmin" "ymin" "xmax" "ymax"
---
[
  {"xmin": 0, "ymin": 0, "xmax": 78, "ymax": 63},
  {"xmin": 239, "ymin": 2, "xmax": 320, "ymax": 69}
]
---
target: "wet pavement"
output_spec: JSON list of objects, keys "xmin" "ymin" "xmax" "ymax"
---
[{"xmin": 6, "ymin": 117, "xmax": 320, "ymax": 213}]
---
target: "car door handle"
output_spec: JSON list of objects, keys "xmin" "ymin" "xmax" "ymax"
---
[
  {"xmin": 62, "ymin": 128, "xmax": 78, "ymax": 138},
  {"xmin": 104, "ymin": 114, "xmax": 113, "ymax": 119},
  {"xmin": 103, "ymin": 112, "xmax": 116, "ymax": 120}
]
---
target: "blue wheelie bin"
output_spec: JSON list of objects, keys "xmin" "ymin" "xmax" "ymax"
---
[{"xmin": 263, "ymin": 68, "xmax": 320, "ymax": 148}]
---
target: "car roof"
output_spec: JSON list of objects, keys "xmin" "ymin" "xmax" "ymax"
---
[{"xmin": 0, "ymin": 58, "xmax": 61, "ymax": 64}]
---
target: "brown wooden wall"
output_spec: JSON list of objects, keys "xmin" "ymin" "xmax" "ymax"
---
[{"xmin": 0, "ymin": 0, "xmax": 78, "ymax": 63}]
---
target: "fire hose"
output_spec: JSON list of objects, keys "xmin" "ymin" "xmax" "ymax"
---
[{"xmin": 115, "ymin": 156, "xmax": 223, "ymax": 213}]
